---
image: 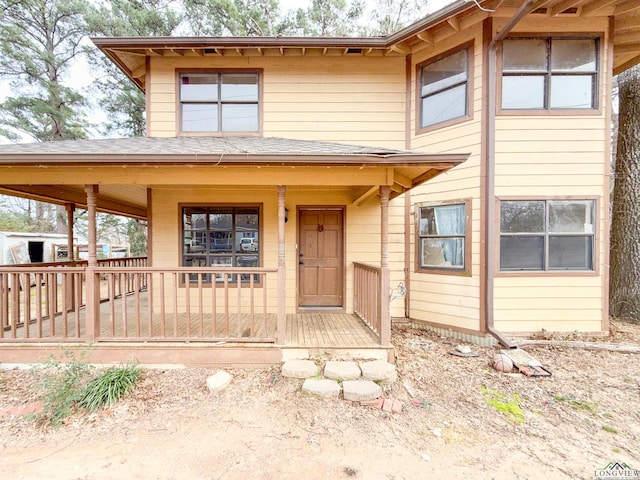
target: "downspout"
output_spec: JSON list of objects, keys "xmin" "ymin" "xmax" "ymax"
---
[{"xmin": 485, "ymin": 0, "xmax": 541, "ymax": 348}]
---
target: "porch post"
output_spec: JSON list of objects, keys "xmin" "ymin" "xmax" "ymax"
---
[
  {"xmin": 66, "ymin": 203, "xmax": 75, "ymax": 261},
  {"xmin": 380, "ymin": 186, "xmax": 391, "ymax": 346},
  {"xmin": 276, "ymin": 185, "xmax": 286, "ymax": 344},
  {"xmin": 65, "ymin": 203, "xmax": 76, "ymax": 311},
  {"xmin": 84, "ymin": 185, "xmax": 99, "ymax": 341}
]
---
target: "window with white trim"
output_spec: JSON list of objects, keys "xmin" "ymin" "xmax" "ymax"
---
[
  {"xmin": 179, "ymin": 72, "xmax": 259, "ymax": 133},
  {"xmin": 499, "ymin": 200, "xmax": 595, "ymax": 271},
  {"xmin": 501, "ymin": 37, "xmax": 598, "ymax": 110}
]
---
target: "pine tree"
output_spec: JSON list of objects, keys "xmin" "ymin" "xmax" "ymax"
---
[
  {"xmin": 85, "ymin": 0, "xmax": 183, "ymax": 137},
  {"xmin": 0, "ymin": 0, "xmax": 89, "ymax": 142},
  {"xmin": 183, "ymin": 0, "xmax": 292, "ymax": 36}
]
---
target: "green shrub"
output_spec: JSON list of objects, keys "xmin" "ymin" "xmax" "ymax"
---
[
  {"xmin": 78, "ymin": 362, "xmax": 142, "ymax": 411},
  {"xmin": 34, "ymin": 352, "xmax": 142, "ymax": 426},
  {"xmin": 35, "ymin": 350, "xmax": 93, "ymax": 426}
]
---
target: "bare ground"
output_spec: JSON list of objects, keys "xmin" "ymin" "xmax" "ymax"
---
[{"xmin": 1, "ymin": 322, "xmax": 639, "ymax": 480}]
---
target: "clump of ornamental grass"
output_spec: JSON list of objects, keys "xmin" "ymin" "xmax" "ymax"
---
[
  {"xmin": 77, "ymin": 362, "xmax": 142, "ymax": 411},
  {"xmin": 34, "ymin": 352, "xmax": 142, "ymax": 426}
]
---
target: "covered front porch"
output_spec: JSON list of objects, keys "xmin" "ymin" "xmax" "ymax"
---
[
  {"xmin": 0, "ymin": 260, "xmax": 389, "ymax": 365},
  {"xmin": 0, "ymin": 136, "xmax": 467, "ymax": 366}
]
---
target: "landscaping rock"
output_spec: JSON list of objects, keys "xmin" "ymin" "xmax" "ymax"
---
[
  {"xmin": 324, "ymin": 361, "xmax": 361, "ymax": 381},
  {"xmin": 206, "ymin": 370, "xmax": 232, "ymax": 393},
  {"xmin": 342, "ymin": 380, "xmax": 382, "ymax": 401},
  {"xmin": 301, "ymin": 378, "xmax": 341, "ymax": 399},
  {"xmin": 360, "ymin": 360, "xmax": 397, "ymax": 384},
  {"xmin": 281, "ymin": 360, "xmax": 318, "ymax": 379}
]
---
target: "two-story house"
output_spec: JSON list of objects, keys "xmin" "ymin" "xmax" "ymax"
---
[{"xmin": 0, "ymin": 0, "xmax": 638, "ymax": 366}]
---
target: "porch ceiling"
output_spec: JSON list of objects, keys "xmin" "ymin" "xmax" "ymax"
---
[
  {"xmin": 0, "ymin": 136, "xmax": 469, "ymax": 217},
  {"xmin": 0, "ymin": 184, "xmax": 148, "ymax": 220}
]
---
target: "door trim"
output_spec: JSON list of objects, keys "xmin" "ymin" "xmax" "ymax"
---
[{"xmin": 296, "ymin": 206, "xmax": 346, "ymax": 312}]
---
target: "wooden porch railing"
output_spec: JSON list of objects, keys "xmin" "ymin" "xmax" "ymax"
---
[
  {"xmin": 93, "ymin": 267, "xmax": 277, "ymax": 343},
  {"xmin": 95, "ymin": 257, "xmax": 149, "ymax": 299},
  {"xmin": 0, "ymin": 266, "xmax": 86, "ymax": 341},
  {"xmin": 353, "ymin": 262, "xmax": 382, "ymax": 341},
  {"xmin": 0, "ymin": 259, "xmax": 278, "ymax": 344}
]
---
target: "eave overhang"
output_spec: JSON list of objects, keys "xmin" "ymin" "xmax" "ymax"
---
[{"xmin": 91, "ymin": 0, "xmax": 640, "ymax": 91}]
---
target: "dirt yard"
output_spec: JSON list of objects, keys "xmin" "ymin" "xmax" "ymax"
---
[{"xmin": 1, "ymin": 322, "xmax": 639, "ymax": 480}]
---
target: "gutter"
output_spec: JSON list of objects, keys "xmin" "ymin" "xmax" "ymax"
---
[
  {"xmin": 485, "ymin": 0, "xmax": 541, "ymax": 348},
  {"xmin": 0, "ymin": 153, "xmax": 469, "ymax": 166}
]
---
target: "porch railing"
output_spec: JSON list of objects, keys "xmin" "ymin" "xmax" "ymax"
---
[
  {"xmin": 353, "ymin": 262, "xmax": 382, "ymax": 340},
  {"xmin": 93, "ymin": 267, "xmax": 277, "ymax": 342},
  {"xmin": 0, "ymin": 260, "xmax": 278, "ymax": 344},
  {"xmin": 0, "ymin": 267, "xmax": 86, "ymax": 341}
]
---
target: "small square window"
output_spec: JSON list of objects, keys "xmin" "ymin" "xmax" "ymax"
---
[
  {"xmin": 179, "ymin": 72, "xmax": 260, "ymax": 133},
  {"xmin": 417, "ymin": 202, "xmax": 468, "ymax": 272}
]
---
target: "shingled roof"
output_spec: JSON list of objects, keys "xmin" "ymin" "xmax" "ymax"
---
[{"xmin": 0, "ymin": 136, "xmax": 467, "ymax": 166}]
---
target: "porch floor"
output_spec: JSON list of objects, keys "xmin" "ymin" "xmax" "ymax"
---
[{"xmin": 3, "ymin": 291, "xmax": 381, "ymax": 348}]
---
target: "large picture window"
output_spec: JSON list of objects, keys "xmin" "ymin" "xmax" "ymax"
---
[
  {"xmin": 182, "ymin": 206, "xmax": 260, "ymax": 283},
  {"xmin": 419, "ymin": 48, "xmax": 470, "ymax": 129},
  {"xmin": 499, "ymin": 200, "xmax": 595, "ymax": 271},
  {"xmin": 179, "ymin": 72, "xmax": 259, "ymax": 133},
  {"xmin": 501, "ymin": 37, "xmax": 598, "ymax": 110},
  {"xmin": 418, "ymin": 203, "xmax": 467, "ymax": 271}
]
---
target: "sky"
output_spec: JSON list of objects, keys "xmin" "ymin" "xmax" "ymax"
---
[{"xmin": 278, "ymin": 0, "xmax": 457, "ymax": 16}]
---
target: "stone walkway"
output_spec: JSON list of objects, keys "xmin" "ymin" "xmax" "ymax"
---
[{"xmin": 281, "ymin": 359, "xmax": 397, "ymax": 402}]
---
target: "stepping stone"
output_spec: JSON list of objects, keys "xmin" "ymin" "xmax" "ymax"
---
[
  {"xmin": 206, "ymin": 370, "xmax": 232, "ymax": 393},
  {"xmin": 281, "ymin": 360, "xmax": 318, "ymax": 379},
  {"xmin": 324, "ymin": 361, "xmax": 361, "ymax": 381},
  {"xmin": 360, "ymin": 360, "xmax": 397, "ymax": 384},
  {"xmin": 301, "ymin": 378, "xmax": 341, "ymax": 399},
  {"xmin": 342, "ymin": 380, "xmax": 382, "ymax": 401}
]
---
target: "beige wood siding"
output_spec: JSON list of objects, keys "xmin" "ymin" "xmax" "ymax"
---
[
  {"xmin": 493, "ymin": 276, "xmax": 604, "ymax": 333},
  {"xmin": 151, "ymin": 184, "xmax": 385, "ymax": 314},
  {"xmin": 404, "ymin": 17, "xmax": 610, "ymax": 335},
  {"xmin": 147, "ymin": 56, "xmax": 406, "ymax": 148},
  {"xmin": 406, "ymin": 27, "xmax": 484, "ymax": 332},
  {"xmin": 492, "ymin": 17, "xmax": 610, "ymax": 333}
]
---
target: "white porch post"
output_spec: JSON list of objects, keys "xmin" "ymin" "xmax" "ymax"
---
[
  {"xmin": 380, "ymin": 185, "xmax": 391, "ymax": 346},
  {"xmin": 84, "ymin": 185, "xmax": 99, "ymax": 341},
  {"xmin": 276, "ymin": 185, "xmax": 286, "ymax": 344}
]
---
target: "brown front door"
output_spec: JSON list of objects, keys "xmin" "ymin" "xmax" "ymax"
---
[{"xmin": 298, "ymin": 208, "xmax": 344, "ymax": 307}]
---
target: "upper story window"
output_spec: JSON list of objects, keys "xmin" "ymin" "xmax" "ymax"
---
[
  {"xmin": 499, "ymin": 199, "xmax": 595, "ymax": 271},
  {"xmin": 419, "ymin": 47, "xmax": 470, "ymax": 129},
  {"xmin": 418, "ymin": 202, "xmax": 468, "ymax": 272},
  {"xmin": 501, "ymin": 37, "xmax": 598, "ymax": 110},
  {"xmin": 179, "ymin": 72, "xmax": 259, "ymax": 133}
]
